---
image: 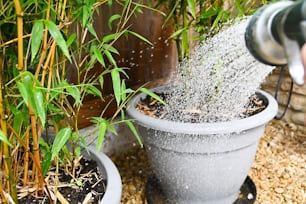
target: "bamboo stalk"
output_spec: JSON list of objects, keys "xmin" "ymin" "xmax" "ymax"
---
[
  {"xmin": 29, "ymin": 106, "xmax": 44, "ymax": 194},
  {"xmin": 34, "ymin": 0, "xmax": 51, "ymax": 79},
  {"xmin": 23, "ymin": 129, "xmax": 30, "ymax": 186},
  {"xmin": 0, "ymin": 28, "xmax": 17, "ymax": 204},
  {"xmin": 0, "ymin": 34, "xmax": 31, "ymax": 48},
  {"xmin": 13, "ymin": 0, "xmax": 24, "ymax": 71}
]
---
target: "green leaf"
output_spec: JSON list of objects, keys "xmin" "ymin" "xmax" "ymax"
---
[
  {"xmin": 111, "ymin": 68, "xmax": 121, "ymax": 106},
  {"xmin": 99, "ymin": 75, "xmax": 104, "ymax": 89},
  {"xmin": 34, "ymin": 90, "xmax": 46, "ymax": 128},
  {"xmin": 74, "ymin": 146, "xmax": 81, "ymax": 159},
  {"xmin": 66, "ymin": 33, "xmax": 76, "ymax": 47},
  {"xmin": 187, "ymin": 0, "xmax": 196, "ymax": 19},
  {"xmin": 87, "ymin": 23, "xmax": 98, "ymax": 40},
  {"xmin": 82, "ymin": 5, "xmax": 89, "ymax": 27},
  {"xmin": 96, "ymin": 119, "xmax": 107, "ymax": 152},
  {"xmin": 139, "ymin": 88, "xmax": 166, "ymax": 105},
  {"xmin": 102, "ymin": 33, "xmax": 117, "ymax": 43},
  {"xmin": 42, "ymin": 152, "xmax": 52, "ymax": 176},
  {"xmin": 62, "ymin": 145, "xmax": 72, "ymax": 162},
  {"xmin": 44, "ymin": 20, "xmax": 71, "ymax": 62},
  {"xmin": 9, "ymin": 105, "xmax": 23, "ymax": 134},
  {"xmin": 121, "ymin": 80, "xmax": 127, "ymax": 102},
  {"xmin": 125, "ymin": 121, "xmax": 143, "ymax": 147},
  {"xmin": 104, "ymin": 49, "xmax": 117, "ymax": 67},
  {"xmin": 66, "ymin": 86, "xmax": 81, "ymax": 106},
  {"xmin": 75, "ymin": 179, "xmax": 82, "ymax": 186},
  {"xmin": 200, "ymin": 9, "xmax": 218, "ymax": 19},
  {"xmin": 51, "ymin": 127, "xmax": 72, "ymax": 160},
  {"xmin": 107, "ymin": 0, "xmax": 113, "ymax": 6},
  {"xmin": 84, "ymin": 85, "xmax": 102, "ymax": 98},
  {"xmin": 104, "ymin": 44, "xmax": 119, "ymax": 55},
  {"xmin": 169, "ymin": 28, "xmax": 186, "ymax": 39},
  {"xmin": 93, "ymin": 47, "xmax": 105, "ymax": 67},
  {"xmin": 0, "ymin": 130, "xmax": 12, "ymax": 147},
  {"xmin": 17, "ymin": 74, "xmax": 31, "ymax": 106},
  {"xmin": 127, "ymin": 30, "xmax": 152, "ymax": 45},
  {"xmin": 108, "ymin": 14, "xmax": 121, "ymax": 29},
  {"xmin": 31, "ymin": 21, "xmax": 44, "ymax": 62},
  {"xmin": 18, "ymin": 72, "xmax": 37, "ymax": 112}
]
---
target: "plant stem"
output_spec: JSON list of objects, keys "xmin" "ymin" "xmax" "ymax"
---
[
  {"xmin": 29, "ymin": 106, "xmax": 44, "ymax": 194},
  {"xmin": 0, "ymin": 59, "xmax": 17, "ymax": 203},
  {"xmin": 13, "ymin": 0, "xmax": 23, "ymax": 70}
]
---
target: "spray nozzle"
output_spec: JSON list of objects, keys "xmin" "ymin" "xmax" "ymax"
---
[{"xmin": 245, "ymin": 0, "xmax": 306, "ymax": 86}]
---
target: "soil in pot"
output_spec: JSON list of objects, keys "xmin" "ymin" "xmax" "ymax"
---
[
  {"xmin": 18, "ymin": 157, "xmax": 106, "ymax": 204},
  {"xmin": 136, "ymin": 92, "xmax": 266, "ymax": 122}
]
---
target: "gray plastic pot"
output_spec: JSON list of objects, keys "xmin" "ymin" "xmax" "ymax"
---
[
  {"xmin": 127, "ymin": 86, "xmax": 278, "ymax": 204},
  {"xmin": 85, "ymin": 146, "xmax": 122, "ymax": 204}
]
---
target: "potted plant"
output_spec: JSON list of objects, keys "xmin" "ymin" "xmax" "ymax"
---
[
  {"xmin": 0, "ymin": 0, "xmax": 158, "ymax": 203},
  {"xmin": 127, "ymin": 16, "xmax": 278, "ymax": 203}
]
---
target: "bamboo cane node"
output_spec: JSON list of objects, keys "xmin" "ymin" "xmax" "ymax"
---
[
  {"xmin": 16, "ymin": 12, "xmax": 24, "ymax": 17},
  {"xmin": 32, "ymin": 148, "xmax": 39, "ymax": 152}
]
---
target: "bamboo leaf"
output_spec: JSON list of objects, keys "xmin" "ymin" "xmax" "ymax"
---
[
  {"xmin": 66, "ymin": 33, "xmax": 76, "ymax": 47},
  {"xmin": 104, "ymin": 49, "xmax": 117, "ymax": 67},
  {"xmin": 169, "ymin": 28, "xmax": 186, "ymax": 39},
  {"xmin": 87, "ymin": 23, "xmax": 98, "ymax": 40},
  {"xmin": 108, "ymin": 14, "xmax": 121, "ymax": 29},
  {"xmin": 103, "ymin": 44, "xmax": 119, "ymax": 55},
  {"xmin": 127, "ymin": 30, "xmax": 152, "ymax": 45},
  {"xmin": 139, "ymin": 88, "xmax": 166, "ymax": 105},
  {"xmin": 66, "ymin": 86, "xmax": 81, "ymax": 106},
  {"xmin": 42, "ymin": 152, "xmax": 52, "ymax": 176},
  {"xmin": 31, "ymin": 21, "xmax": 44, "ymax": 62},
  {"xmin": 18, "ymin": 72, "xmax": 36, "ymax": 109},
  {"xmin": 99, "ymin": 75, "xmax": 104, "ymax": 89},
  {"xmin": 111, "ymin": 68, "xmax": 121, "ymax": 106},
  {"xmin": 121, "ymin": 80, "xmax": 127, "ymax": 102},
  {"xmin": 51, "ymin": 127, "xmax": 72, "ymax": 160},
  {"xmin": 187, "ymin": 0, "xmax": 196, "ymax": 19},
  {"xmin": 93, "ymin": 47, "xmax": 105, "ymax": 67},
  {"xmin": 82, "ymin": 5, "xmax": 89, "ymax": 27},
  {"xmin": 96, "ymin": 119, "xmax": 107, "ymax": 152},
  {"xmin": 102, "ymin": 33, "xmax": 117, "ymax": 43},
  {"xmin": 44, "ymin": 20, "xmax": 71, "ymax": 62},
  {"xmin": 0, "ymin": 130, "xmax": 12, "ymax": 147},
  {"xmin": 125, "ymin": 121, "xmax": 143, "ymax": 147},
  {"xmin": 84, "ymin": 85, "xmax": 102, "ymax": 98},
  {"xmin": 34, "ymin": 90, "xmax": 46, "ymax": 128},
  {"xmin": 9, "ymin": 105, "xmax": 24, "ymax": 134}
]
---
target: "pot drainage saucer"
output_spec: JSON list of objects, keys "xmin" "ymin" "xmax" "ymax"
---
[{"xmin": 146, "ymin": 175, "xmax": 256, "ymax": 204}]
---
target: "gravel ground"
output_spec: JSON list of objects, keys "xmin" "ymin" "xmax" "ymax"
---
[{"xmin": 112, "ymin": 119, "xmax": 306, "ymax": 204}]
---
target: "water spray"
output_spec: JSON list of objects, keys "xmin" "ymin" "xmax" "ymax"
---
[{"xmin": 245, "ymin": 0, "xmax": 306, "ymax": 86}]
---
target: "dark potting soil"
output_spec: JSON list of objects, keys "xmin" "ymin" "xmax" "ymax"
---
[
  {"xmin": 136, "ymin": 92, "xmax": 266, "ymax": 122},
  {"xmin": 18, "ymin": 157, "xmax": 106, "ymax": 204}
]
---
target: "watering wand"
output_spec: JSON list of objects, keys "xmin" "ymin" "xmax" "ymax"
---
[{"xmin": 245, "ymin": 0, "xmax": 306, "ymax": 86}]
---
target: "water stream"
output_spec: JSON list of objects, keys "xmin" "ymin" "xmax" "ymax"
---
[{"xmin": 162, "ymin": 17, "xmax": 275, "ymax": 123}]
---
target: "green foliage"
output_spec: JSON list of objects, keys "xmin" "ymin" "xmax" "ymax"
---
[
  {"xmin": 156, "ymin": 0, "xmax": 277, "ymax": 61},
  {"xmin": 0, "ymin": 0, "xmax": 164, "ymax": 202}
]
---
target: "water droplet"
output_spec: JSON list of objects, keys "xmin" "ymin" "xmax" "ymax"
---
[{"xmin": 162, "ymin": 17, "xmax": 274, "ymax": 123}]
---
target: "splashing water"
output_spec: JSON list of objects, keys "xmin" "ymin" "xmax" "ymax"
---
[{"xmin": 163, "ymin": 17, "xmax": 274, "ymax": 123}]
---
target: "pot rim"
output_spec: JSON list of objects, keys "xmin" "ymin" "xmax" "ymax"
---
[
  {"xmin": 127, "ymin": 86, "xmax": 278, "ymax": 134},
  {"xmin": 87, "ymin": 146, "xmax": 122, "ymax": 204}
]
